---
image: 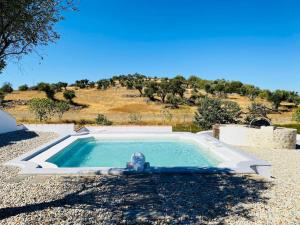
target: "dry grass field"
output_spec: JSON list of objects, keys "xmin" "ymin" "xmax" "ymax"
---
[{"xmin": 3, "ymin": 87, "xmax": 295, "ymax": 125}]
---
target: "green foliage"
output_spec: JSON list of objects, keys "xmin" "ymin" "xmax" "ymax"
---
[
  {"xmin": 1, "ymin": 82, "xmax": 13, "ymax": 93},
  {"xmin": 28, "ymin": 98, "xmax": 56, "ymax": 121},
  {"xmin": 95, "ymin": 114, "xmax": 112, "ymax": 125},
  {"xmin": 63, "ymin": 90, "xmax": 76, "ymax": 103},
  {"xmin": 144, "ymin": 81, "xmax": 158, "ymax": 101},
  {"xmin": 292, "ymin": 107, "xmax": 300, "ymax": 123},
  {"xmin": 37, "ymin": 82, "xmax": 55, "ymax": 99},
  {"xmin": 157, "ymin": 79, "xmax": 170, "ymax": 103},
  {"xmin": 241, "ymin": 85, "xmax": 260, "ymax": 101},
  {"xmin": 169, "ymin": 76, "xmax": 186, "ymax": 98},
  {"xmin": 29, "ymin": 98, "xmax": 70, "ymax": 121},
  {"xmin": 75, "ymin": 79, "xmax": 89, "ymax": 89},
  {"xmin": 18, "ymin": 84, "xmax": 29, "ymax": 91},
  {"xmin": 0, "ymin": 0, "xmax": 74, "ymax": 72},
  {"xmin": 194, "ymin": 97, "xmax": 242, "ymax": 129},
  {"xmin": 55, "ymin": 101, "xmax": 70, "ymax": 120},
  {"xmin": 96, "ymin": 79, "xmax": 110, "ymax": 90},
  {"xmin": 166, "ymin": 94, "xmax": 181, "ymax": 108},
  {"xmin": 133, "ymin": 79, "xmax": 144, "ymax": 96},
  {"xmin": 267, "ymin": 90, "xmax": 288, "ymax": 111},
  {"xmin": 245, "ymin": 103, "xmax": 270, "ymax": 124}
]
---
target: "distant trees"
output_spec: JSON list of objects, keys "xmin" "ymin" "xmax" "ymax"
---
[
  {"xmin": 37, "ymin": 82, "xmax": 55, "ymax": 99},
  {"xmin": 194, "ymin": 97, "xmax": 242, "ymax": 129},
  {"xmin": 1, "ymin": 82, "xmax": 13, "ymax": 93},
  {"xmin": 75, "ymin": 79, "xmax": 89, "ymax": 89},
  {"xmin": 144, "ymin": 81, "xmax": 158, "ymax": 101},
  {"xmin": 63, "ymin": 90, "xmax": 76, "ymax": 103},
  {"xmin": 18, "ymin": 84, "xmax": 29, "ymax": 91},
  {"xmin": 96, "ymin": 79, "xmax": 110, "ymax": 90}
]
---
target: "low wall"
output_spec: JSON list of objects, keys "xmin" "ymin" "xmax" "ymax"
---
[
  {"xmin": 23, "ymin": 124, "xmax": 75, "ymax": 135},
  {"xmin": 0, "ymin": 110, "xmax": 23, "ymax": 134},
  {"xmin": 219, "ymin": 125, "xmax": 297, "ymax": 149}
]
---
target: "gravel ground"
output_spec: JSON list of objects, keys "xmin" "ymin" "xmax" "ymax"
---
[{"xmin": 0, "ymin": 131, "xmax": 299, "ymax": 225}]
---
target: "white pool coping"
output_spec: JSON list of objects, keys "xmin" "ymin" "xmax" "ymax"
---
[{"xmin": 5, "ymin": 128, "xmax": 271, "ymax": 178}]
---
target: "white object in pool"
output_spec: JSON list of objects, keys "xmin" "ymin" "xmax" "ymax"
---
[{"xmin": 130, "ymin": 152, "xmax": 146, "ymax": 171}]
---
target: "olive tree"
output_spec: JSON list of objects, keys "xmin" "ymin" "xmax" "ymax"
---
[
  {"xmin": 0, "ymin": 0, "xmax": 74, "ymax": 72},
  {"xmin": 63, "ymin": 90, "xmax": 76, "ymax": 103},
  {"xmin": 194, "ymin": 97, "xmax": 242, "ymax": 129},
  {"xmin": 54, "ymin": 101, "xmax": 70, "ymax": 120},
  {"xmin": 28, "ymin": 98, "xmax": 56, "ymax": 121}
]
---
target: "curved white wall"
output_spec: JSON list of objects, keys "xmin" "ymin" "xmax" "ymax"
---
[{"xmin": 0, "ymin": 110, "xmax": 22, "ymax": 134}]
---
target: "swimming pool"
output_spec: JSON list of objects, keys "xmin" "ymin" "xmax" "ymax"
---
[
  {"xmin": 46, "ymin": 137, "xmax": 221, "ymax": 168},
  {"xmin": 5, "ymin": 126, "xmax": 271, "ymax": 177}
]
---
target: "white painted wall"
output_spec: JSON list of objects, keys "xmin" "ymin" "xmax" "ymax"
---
[{"xmin": 0, "ymin": 109, "xmax": 23, "ymax": 134}]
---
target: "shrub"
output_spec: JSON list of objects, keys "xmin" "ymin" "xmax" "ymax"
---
[
  {"xmin": 63, "ymin": 90, "xmax": 76, "ymax": 103},
  {"xmin": 55, "ymin": 101, "xmax": 70, "ymax": 120},
  {"xmin": 18, "ymin": 84, "xmax": 29, "ymax": 91},
  {"xmin": 292, "ymin": 107, "xmax": 300, "ymax": 123},
  {"xmin": 28, "ymin": 98, "xmax": 56, "ymax": 121},
  {"xmin": 1, "ymin": 82, "xmax": 13, "ymax": 93},
  {"xmin": 194, "ymin": 97, "xmax": 242, "ymax": 130},
  {"xmin": 95, "ymin": 114, "xmax": 112, "ymax": 125},
  {"xmin": 244, "ymin": 103, "xmax": 270, "ymax": 124},
  {"xmin": 37, "ymin": 82, "xmax": 55, "ymax": 99},
  {"xmin": 166, "ymin": 94, "xmax": 181, "ymax": 108}
]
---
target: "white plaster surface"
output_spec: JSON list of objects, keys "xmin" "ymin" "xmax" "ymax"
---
[
  {"xmin": 0, "ymin": 109, "xmax": 23, "ymax": 134},
  {"xmin": 219, "ymin": 125, "xmax": 297, "ymax": 149}
]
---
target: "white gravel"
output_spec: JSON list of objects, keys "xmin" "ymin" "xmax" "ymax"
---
[{"xmin": 0, "ymin": 130, "xmax": 299, "ymax": 225}]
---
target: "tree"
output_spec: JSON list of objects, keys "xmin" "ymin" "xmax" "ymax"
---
[
  {"xmin": 267, "ymin": 90, "xmax": 288, "ymax": 111},
  {"xmin": 54, "ymin": 101, "xmax": 70, "ymax": 120},
  {"xmin": 194, "ymin": 97, "xmax": 241, "ymax": 129},
  {"xmin": 96, "ymin": 79, "xmax": 110, "ymax": 90},
  {"xmin": 292, "ymin": 107, "xmax": 300, "ymax": 123},
  {"xmin": 63, "ymin": 90, "xmax": 76, "ymax": 103},
  {"xmin": 243, "ymin": 85, "xmax": 260, "ymax": 101},
  {"xmin": 1, "ymin": 82, "xmax": 13, "ymax": 93},
  {"xmin": 166, "ymin": 94, "xmax": 181, "ymax": 108},
  {"xmin": 75, "ymin": 79, "xmax": 89, "ymax": 89},
  {"xmin": 133, "ymin": 79, "xmax": 144, "ymax": 96},
  {"xmin": 18, "ymin": 84, "xmax": 28, "ymax": 91},
  {"xmin": 0, "ymin": 0, "xmax": 74, "ymax": 73},
  {"xmin": 28, "ymin": 98, "xmax": 56, "ymax": 121},
  {"xmin": 157, "ymin": 79, "xmax": 170, "ymax": 103},
  {"xmin": 144, "ymin": 81, "xmax": 158, "ymax": 101},
  {"xmin": 169, "ymin": 76, "xmax": 186, "ymax": 98},
  {"xmin": 37, "ymin": 82, "xmax": 55, "ymax": 99}
]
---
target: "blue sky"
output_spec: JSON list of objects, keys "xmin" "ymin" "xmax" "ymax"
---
[{"xmin": 1, "ymin": 0, "xmax": 300, "ymax": 91}]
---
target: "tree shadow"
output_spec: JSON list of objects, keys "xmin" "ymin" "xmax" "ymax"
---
[
  {"xmin": 0, "ymin": 130, "xmax": 38, "ymax": 148},
  {"xmin": 0, "ymin": 174, "xmax": 273, "ymax": 224}
]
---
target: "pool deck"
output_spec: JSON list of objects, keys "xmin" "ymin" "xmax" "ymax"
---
[{"xmin": 5, "ymin": 125, "xmax": 271, "ymax": 178}]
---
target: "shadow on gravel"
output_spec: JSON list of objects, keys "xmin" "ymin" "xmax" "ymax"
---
[
  {"xmin": 0, "ymin": 130, "xmax": 38, "ymax": 148},
  {"xmin": 0, "ymin": 173, "xmax": 273, "ymax": 224}
]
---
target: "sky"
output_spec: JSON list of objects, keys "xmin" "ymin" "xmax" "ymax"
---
[{"xmin": 1, "ymin": 0, "xmax": 300, "ymax": 91}]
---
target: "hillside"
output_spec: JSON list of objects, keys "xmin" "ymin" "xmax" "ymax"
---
[{"xmin": 2, "ymin": 86, "xmax": 295, "ymax": 125}]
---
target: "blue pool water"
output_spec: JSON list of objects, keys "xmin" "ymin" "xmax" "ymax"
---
[{"xmin": 47, "ymin": 138, "xmax": 221, "ymax": 168}]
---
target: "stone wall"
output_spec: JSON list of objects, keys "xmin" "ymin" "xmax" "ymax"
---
[{"xmin": 219, "ymin": 125, "xmax": 297, "ymax": 149}]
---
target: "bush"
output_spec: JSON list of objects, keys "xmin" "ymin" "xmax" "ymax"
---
[
  {"xmin": 55, "ymin": 101, "xmax": 70, "ymax": 120},
  {"xmin": 166, "ymin": 94, "xmax": 181, "ymax": 108},
  {"xmin": 1, "ymin": 82, "xmax": 13, "ymax": 93},
  {"xmin": 18, "ymin": 84, "xmax": 29, "ymax": 91},
  {"xmin": 95, "ymin": 114, "xmax": 112, "ymax": 125},
  {"xmin": 63, "ymin": 90, "xmax": 76, "ymax": 103},
  {"xmin": 292, "ymin": 107, "xmax": 300, "ymax": 123},
  {"xmin": 28, "ymin": 98, "xmax": 56, "ymax": 121},
  {"xmin": 173, "ymin": 124, "xmax": 203, "ymax": 133},
  {"xmin": 194, "ymin": 97, "xmax": 242, "ymax": 130}
]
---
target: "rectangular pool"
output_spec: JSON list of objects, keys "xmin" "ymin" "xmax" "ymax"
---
[{"xmin": 46, "ymin": 137, "xmax": 221, "ymax": 168}]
